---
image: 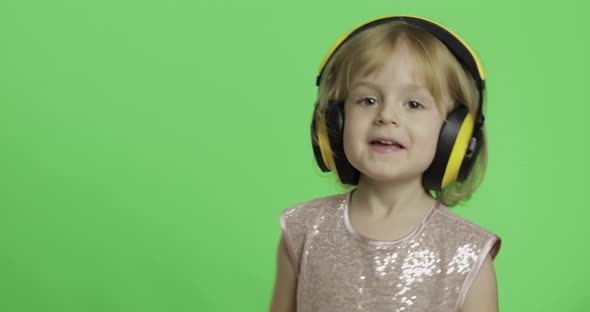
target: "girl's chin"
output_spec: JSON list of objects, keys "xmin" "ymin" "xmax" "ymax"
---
[
  {"xmin": 354, "ymin": 166, "xmax": 428, "ymax": 183},
  {"xmin": 358, "ymin": 170, "xmax": 413, "ymax": 181}
]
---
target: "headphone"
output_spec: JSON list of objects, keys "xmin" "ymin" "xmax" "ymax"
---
[{"xmin": 310, "ymin": 15, "xmax": 486, "ymax": 191}]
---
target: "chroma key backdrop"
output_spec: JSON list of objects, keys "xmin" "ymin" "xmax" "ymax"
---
[{"xmin": 0, "ymin": 0, "xmax": 588, "ymax": 311}]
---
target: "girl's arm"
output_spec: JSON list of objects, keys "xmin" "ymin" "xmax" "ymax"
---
[
  {"xmin": 269, "ymin": 233, "xmax": 297, "ymax": 312},
  {"xmin": 460, "ymin": 254, "xmax": 499, "ymax": 312}
]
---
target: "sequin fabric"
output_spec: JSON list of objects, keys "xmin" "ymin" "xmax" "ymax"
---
[{"xmin": 279, "ymin": 190, "xmax": 501, "ymax": 312}]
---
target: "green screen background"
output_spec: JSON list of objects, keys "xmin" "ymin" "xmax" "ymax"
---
[{"xmin": 1, "ymin": 0, "xmax": 588, "ymax": 311}]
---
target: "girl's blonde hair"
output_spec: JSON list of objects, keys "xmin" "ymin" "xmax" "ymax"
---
[{"xmin": 313, "ymin": 20, "xmax": 488, "ymax": 207}]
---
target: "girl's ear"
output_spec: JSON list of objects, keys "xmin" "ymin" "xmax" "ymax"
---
[{"xmin": 442, "ymin": 97, "xmax": 460, "ymax": 116}]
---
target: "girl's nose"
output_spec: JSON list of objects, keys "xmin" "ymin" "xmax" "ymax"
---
[{"xmin": 374, "ymin": 104, "xmax": 400, "ymax": 126}]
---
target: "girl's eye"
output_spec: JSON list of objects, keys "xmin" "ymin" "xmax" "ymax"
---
[
  {"xmin": 355, "ymin": 97, "xmax": 424, "ymax": 109},
  {"xmin": 407, "ymin": 100, "xmax": 424, "ymax": 109},
  {"xmin": 357, "ymin": 97, "xmax": 377, "ymax": 106}
]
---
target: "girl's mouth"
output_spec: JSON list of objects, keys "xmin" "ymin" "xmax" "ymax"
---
[{"xmin": 369, "ymin": 141, "xmax": 404, "ymax": 153}]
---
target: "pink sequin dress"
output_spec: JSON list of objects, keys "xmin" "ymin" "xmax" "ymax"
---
[{"xmin": 279, "ymin": 190, "xmax": 501, "ymax": 311}]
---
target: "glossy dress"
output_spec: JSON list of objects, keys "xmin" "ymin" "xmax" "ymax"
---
[{"xmin": 279, "ymin": 190, "xmax": 501, "ymax": 311}]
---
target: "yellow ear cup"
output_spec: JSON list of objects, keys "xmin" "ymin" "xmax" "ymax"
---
[
  {"xmin": 316, "ymin": 115, "xmax": 338, "ymax": 174},
  {"xmin": 441, "ymin": 113, "xmax": 475, "ymax": 188}
]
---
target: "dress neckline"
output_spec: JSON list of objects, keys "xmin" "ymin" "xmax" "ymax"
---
[{"xmin": 342, "ymin": 190, "xmax": 440, "ymax": 247}]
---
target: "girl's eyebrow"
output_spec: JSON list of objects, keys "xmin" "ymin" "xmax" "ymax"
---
[
  {"xmin": 351, "ymin": 80, "xmax": 381, "ymax": 90},
  {"xmin": 351, "ymin": 80, "xmax": 430, "ymax": 94}
]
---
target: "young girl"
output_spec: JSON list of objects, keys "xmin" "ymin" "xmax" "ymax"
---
[{"xmin": 270, "ymin": 15, "xmax": 502, "ymax": 312}]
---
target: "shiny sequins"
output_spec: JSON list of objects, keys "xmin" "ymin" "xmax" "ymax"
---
[
  {"xmin": 447, "ymin": 243, "xmax": 479, "ymax": 275},
  {"xmin": 279, "ymin": 192, "xmax": 501, "ymax": 312}
]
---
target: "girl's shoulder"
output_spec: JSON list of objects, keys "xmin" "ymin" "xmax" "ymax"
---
[
  {"xmin": 434, "ymin": 204, "xmax": 497, "ymax": 236},
  {"xmin": 278, "ymin": 192, "xmax": 348, "ymax": 274},
  {"xmin": 432, "ymin": 204, "xmax": 502, "ymax": 260},
  {"xmin": 279, "ymin": 192, "xmax": 346, "ymax": 223}
]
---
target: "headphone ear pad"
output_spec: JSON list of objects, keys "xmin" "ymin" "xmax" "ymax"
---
[
  {"xmin": 311, "ymin": 100, "xmax": 330, "ymax": 172},
  {"xmin": 458, "ymin": 126, "xmax": 483, "ymax": 181},
  {"xmin": 324, "ymin": 101, "xmax": 359, "ymax": 185},
  {"xmin": 423, "ymin": 106, "xmax": 473, "ymax": 191},
  {"xmin": 325, "ymin": 100, "xmax": 344, "ymax": 142}
]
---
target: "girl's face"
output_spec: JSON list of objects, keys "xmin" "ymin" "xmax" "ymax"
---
[{"xmin": 343, "ymin": 44, "xmax": 449, "ymax": 184}]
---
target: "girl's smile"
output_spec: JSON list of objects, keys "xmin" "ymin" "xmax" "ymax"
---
[{"xmin": 368, "ymin": 141, "xmax": 405, "ymax": 154}]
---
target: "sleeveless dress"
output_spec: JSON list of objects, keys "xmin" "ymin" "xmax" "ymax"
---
[{"xmin": 279, "ymin": 190, "xmax": 502, "ymax": 312}]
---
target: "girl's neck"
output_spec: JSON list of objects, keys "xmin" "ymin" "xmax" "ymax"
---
[{"xmin": 351, "ymin": 175, "xmax": 436, "ymax": 219}]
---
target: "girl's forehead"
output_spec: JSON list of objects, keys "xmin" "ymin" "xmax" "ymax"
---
[
  {"xmin": 350, "ymin": 51, "xmax": 430, "ymax": 88},
  {"xmin": 349, "ymin": 61, "xmax": 431, "ymax": 91},
  {"xmin": 349, "ymin": 79, "xmax": 431, "ymax": 96}
]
